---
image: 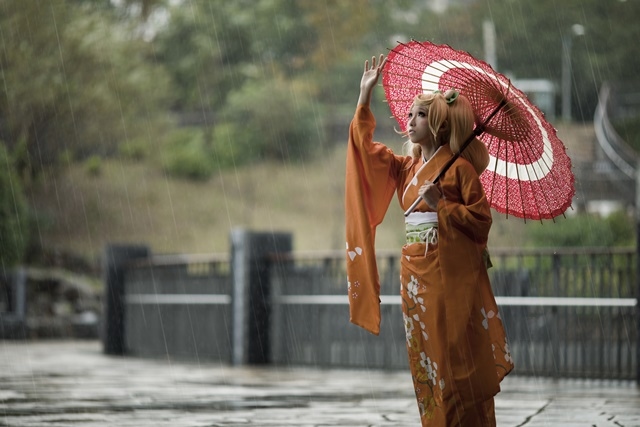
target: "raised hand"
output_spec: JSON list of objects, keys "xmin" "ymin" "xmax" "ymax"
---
[{"xmin": 357, "ymin": 54, "xmax": 386, "ymax": 107}]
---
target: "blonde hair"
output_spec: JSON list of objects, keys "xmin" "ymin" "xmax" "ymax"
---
[
  {"xmin": 402, "ymin": 92, "xmax": 449, "ymax": 159},
  {"xmin": 448, "ymin": 94, "xmax": 490, "ymax": 175},
  {"xmin": 402, "ymin": 91, "xmax": 489, "ymax": 175}
]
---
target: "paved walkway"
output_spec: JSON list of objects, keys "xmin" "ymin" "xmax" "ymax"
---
[{"xmin": 1, "ymin": 341, "xmax": 639, "ymax": 426}]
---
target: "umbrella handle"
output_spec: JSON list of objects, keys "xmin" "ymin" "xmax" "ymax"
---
[
  {"xmin": 403, "ymin": 98, "xmax": 507, "ymax": 217},
  {"xmin": 404, "ymin": 195, "xmax": 426, "ymax": 216}
]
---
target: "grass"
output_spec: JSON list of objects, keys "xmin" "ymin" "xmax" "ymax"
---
[
  {"xmin": 26, "ymin": 142, "xmax": 528, "ymax": 263},
  {"xmin": 613, "ymin": 116, "xmax": 640, "ymax": 152}
]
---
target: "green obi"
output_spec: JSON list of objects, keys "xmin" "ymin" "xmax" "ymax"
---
[{"xmin": 406, "ymin": 222, "xmax": 438, "ymax": 244}]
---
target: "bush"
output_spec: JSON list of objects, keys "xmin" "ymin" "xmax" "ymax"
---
[
  {"xmin": 526, "ymin": 211, "xmax": 635, "ymax": 247},
  {"xmin": 222, "ymin": 78, "xmax": 323, "ymax": 163},
  {"xmin": 161, "ymin": 128, "xmax": 215, "ymax": 181},
  {"xmin": 57, "ymin": 149, "xmax": 75, "ymax": 168},
  {"xmin": 84, "ymin": 155, "xmax": 102, "ymax": 176},
  {"xmin": 211, "ymin": 122, "xmax": 259, "ymax": 169},
  {"xmin": 612, "ymin": 115, "xmax": 640, "ymax": 152},
  {"xmin": 0, "ymin": 144, "xmax": 29, "ymax": 269},
  {"xmin": 118, "ymin": 139, "xmax": 149, "ymax": 161}
]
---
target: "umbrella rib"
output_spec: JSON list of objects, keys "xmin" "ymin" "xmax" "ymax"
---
[
  {"xmin": 526, "ymin": 132, "xmax": 559, "ymax": 218},
  {"xmin": 495, "ymin": 136, "xmax": 510, "ymax": 218},
  {"xmin": 508, "ymin": 112, "xmax": 573, "ymax": 220},
  {"xmin": 506, "ymin": 82, "xmax": 536, "ymax": 220},
  {"xmin": 485, "ymin": 137, "xmax": 500, "ymax": 216},
  {"xmin": 387, "ymin": 53, "xmax": 503, "ymax": 90},
  {"xmin": 385, "ymin": 65, "xmax": 460, "ymax": 84},
  {"xmin": 385, "ymin": 62, "xmax": 438, "ymax": 77},
  {"xmin": 386, "ymin": 48, "xmax": 439, "ymax": 72},
  {"xmin": 383, "ymin": 75, "xmax": 442, "ymax": 87},
  {"xmin": 513, "ymin": 130, "xmax": 555, "ymax": 221},
  {"xmin": 384, "ymin": 97, "xmax": 421, "ymax": 102},
  {"xmin": 549, "ymin": 157, "xmax": 571, "ymax": 218},
  {"xmin": 387, "ymin": 57, "xmax": 512, "ymax": 125},
  {"xmin": 485, "ymin": 82, "xmax": 514, "ymax": 218}
]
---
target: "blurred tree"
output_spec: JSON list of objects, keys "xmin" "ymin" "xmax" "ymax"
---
[
  {"xmin": 152, "ymin": 0, "xmax": 250, "ymax": 112},
  {"xmin": 0, "ymin": 144, "xmax": 28, "ymax": 270},
  {"xmin": 154, "ymin": 0, "xmax": 376, "ymax": 111},
  {"xmin": 119, "ymin": 0, "xmax": 166, "ymax": 21},
  {"xmin": 153, "ymin": 0, "xmax": 379, "ymax": 161},
  {"xmin": 0, "ymin": 0, "xmax": 172, "ymax": 176},
  {"xmin": 241, "ymin": 0, "xmax": 376, "ymax": 74},
  {"xmin": 70, "ymin": 0, "xmax": 166, "ymax": 21},
  {"xmin": 220, "ymin": 77, "xmax": 322, "ymax": 163},
  {"xmin": 478, "ymin": 0, "xmax": 640, "ymax": 121}
]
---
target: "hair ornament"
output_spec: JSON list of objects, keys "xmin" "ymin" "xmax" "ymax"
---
[{"xmin": 444, "ymin": 89, "xmax": 459, "ymax": 104}]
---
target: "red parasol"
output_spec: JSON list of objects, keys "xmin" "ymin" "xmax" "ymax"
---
[{"xmin": 382, "ymin": 40, "xmax": 575, "ymax": 221}]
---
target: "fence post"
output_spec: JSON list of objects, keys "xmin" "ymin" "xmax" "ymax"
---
[
  {"xmin": 636, "ymin": 164, "xmax": 640, "ymax": 385},
  {"xmin": 551, "ymin": 252, "xmax": 561, "ymax": 374},
  {"xmin": 230, "ymin": 229, "xmax": 292, "ymax": 365},
  {"xmin": 0, "ymin": 267, "xmax": 27, "ymax": 339},
  {"xmin": 102, "ymin": 244, "xmax": 150, "ymax": 355}
]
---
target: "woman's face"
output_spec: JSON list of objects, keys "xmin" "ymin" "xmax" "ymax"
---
[{"xmin": 406, "ymin": 104, "xmax": 435, "ymax": 147}]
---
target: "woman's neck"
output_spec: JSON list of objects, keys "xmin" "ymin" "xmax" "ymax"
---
[{"xmin": 420, "ymin": 144, "xmax": 438, "ymax": 162}]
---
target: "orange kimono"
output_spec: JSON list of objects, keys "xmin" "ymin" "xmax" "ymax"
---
[{"xmin": 346, "ymin": 105, "xmax": 514, "ymax": 426}]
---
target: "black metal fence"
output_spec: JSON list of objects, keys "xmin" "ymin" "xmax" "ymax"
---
[
  {"xmin": 123, "ymin": 253, "xmax": 232, "ymax": 361},
  {"xmin": 270, "ymin": 247, "xmax": 638, "ymax": 380},
  {"xmin": 489, "ymin": 247, "xmax": 637, "ymax": 379},
  {"xmin": 104, "ymin": 237, "xmax": 638, "ymax": 381}
]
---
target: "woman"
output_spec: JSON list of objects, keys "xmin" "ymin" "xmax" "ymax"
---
[{"xmin": 345, "ymin": 55, "xmax": 513, "ymax": 426}]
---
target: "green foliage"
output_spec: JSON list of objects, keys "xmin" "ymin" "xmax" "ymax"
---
[
  {"xmin": 58, "ymin": 150, "xmax": 75, "ymax": 168},
  {"xmin": 478, "ymin": 0, "xmax": 640, "ymax": 121},
  {"xmin": 526, "ymin": 211, "xmax": 635, "ymax": 248},
  {"xmin": 612, "ymin": 115, "xmax": 640, "ymax": 152},
  {"xmin": 161, "ymin": 128, "xmax": 215, "ymax": 181},
  {"xmin": 0, "ymin": 144, "xmax": 28, "ymax": 269},
  {"xmin": 2, "ymin": 0, "xmax": 639, "ymax": 264},
  {"xmin": 222, "ymin": 78, "xmax": 323, "ymax": 162},
  {"xmin": 155, "ymin": 0, "xmax": 377, "ymax": 111},
  {"xmin": 84, "ymin": 155, "xmax": 102, "ymax": 177},
  {"xmin": 118, "ymin": 139, "xmax": 149, "ymax": 161},
  {"xmin": 153, "ymin": 0, "xmax": 250, "ymax": 111},
  {"xmin": 0, "ymin": 0, "xmax": 172, "ymax": 175},
  {"xmin": 210, "ymin": 123, "xmax": 256, "ymax": 169},
  {"xmin": 233, "ymin": 0, "xmax": 377, "ymax": 74}
]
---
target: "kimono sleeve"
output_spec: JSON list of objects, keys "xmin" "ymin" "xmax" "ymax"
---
[
  {"xmin": 345, "ymin": 105, "xmax": 403, "ymax": 335},
  {"xmin": 438, "ymin": 159, "xmax": 492, "ymax": 245}
]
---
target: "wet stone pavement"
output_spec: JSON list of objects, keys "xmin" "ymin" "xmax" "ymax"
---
[{"xmin": 1, "ymin": 341, "xmax": 639, "ymax": 426}]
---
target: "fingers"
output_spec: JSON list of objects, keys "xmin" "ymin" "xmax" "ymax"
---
[
  {"xmin": 364, "ymin": 59, "xmax": 374, "ymax": 71},
  {"xmin": 372, "ymin": 54, "xmax": 386, "ymax": 70},
  {"xmin": 364, "ymin": 54, "xmax": 386, "ymax": 71},
  {"xmin": 378, "ymin": 54, "xmax": 387, "ymax": 69},
  {"xmin": 419, "ymin": 181, "xmax": 441, "ymax": 197},
  {"xmin": 365, "ymin": 56, "xmax": 377, "ymax": 71}
]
